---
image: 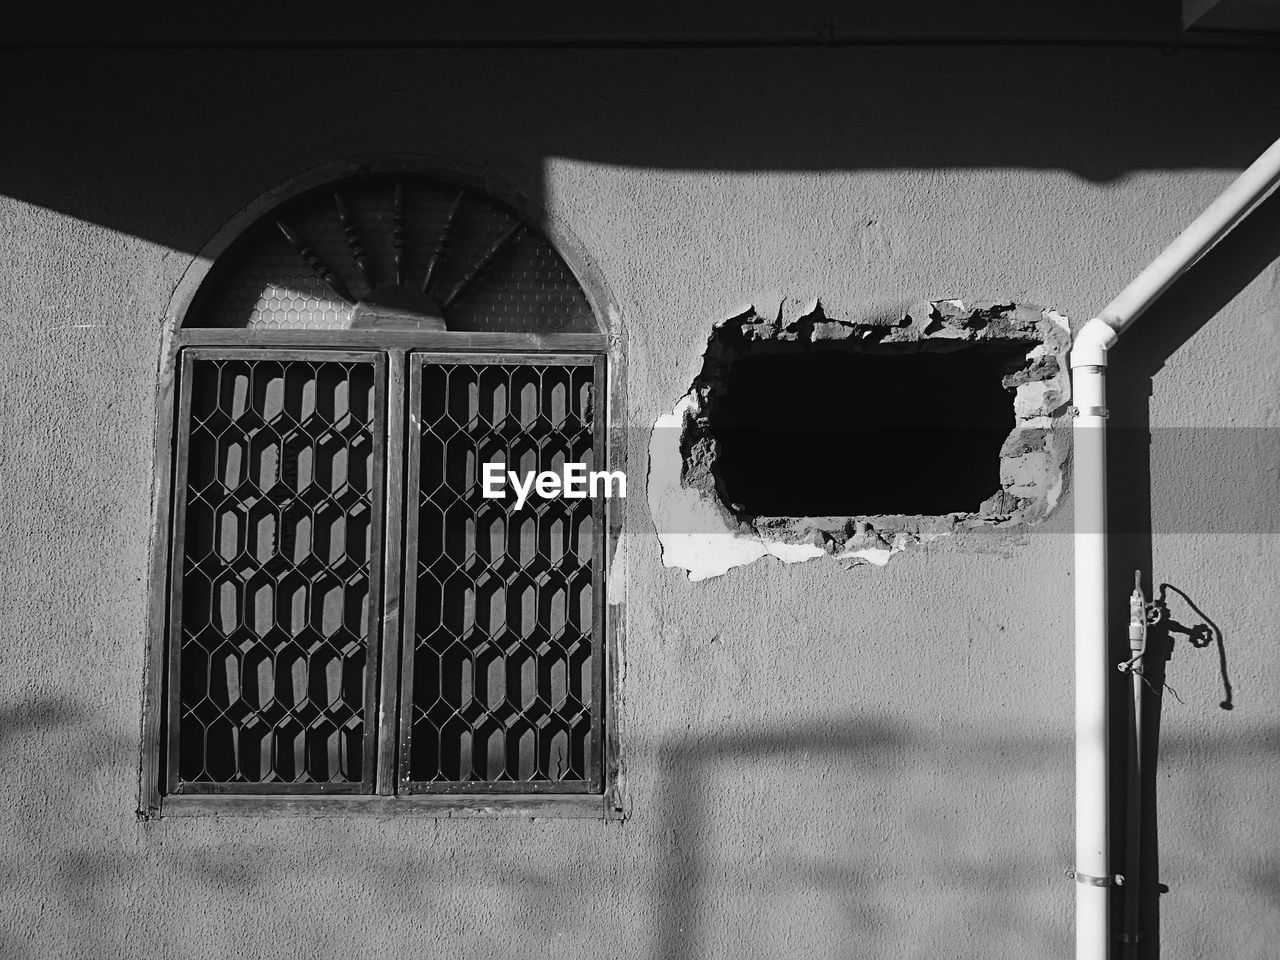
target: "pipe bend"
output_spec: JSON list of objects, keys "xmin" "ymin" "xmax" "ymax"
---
[{"xmin": 1071, "ymin": 317, "xmax": 1120, "ymax": 369}]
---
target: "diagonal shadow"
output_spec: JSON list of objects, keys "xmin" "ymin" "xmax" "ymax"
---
[
  {"xmin": 0, "ymin": 46, "xmax": 1278, "ymax": 255},
  {"xmin": 1103, "ymin": 183, "xmax": 1280, "ymax": 959}
]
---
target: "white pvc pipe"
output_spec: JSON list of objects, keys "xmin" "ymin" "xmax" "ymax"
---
[
  {"xmin": 1071, "ymin": 134, "xmax": 1280, "ymax": 960},
  {"xmin": 1097, "ymin": 136, "xmax": 1280, "ymax": 338},
  {"xmin": 1072, "ymin": 362, "xmax": 1111, "ymax": 960}
]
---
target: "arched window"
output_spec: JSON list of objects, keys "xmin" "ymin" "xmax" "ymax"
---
[{"xmin": 140, "ymin": 165, "xmax": 619, "ymax": 817}]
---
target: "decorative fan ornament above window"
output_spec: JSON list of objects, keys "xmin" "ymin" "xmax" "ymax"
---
[{"xmin": 187, "ymin": 173, "xmax": 598, "ymax": 334}]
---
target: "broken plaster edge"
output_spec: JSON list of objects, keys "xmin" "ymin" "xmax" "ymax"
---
[
  {"xmin": 648, "ymin": 298, "xmax": 1073, "ymax": 582},
  {"xmin": 648, "ymin": 397, "xmax": 919, "ymax": 581}
]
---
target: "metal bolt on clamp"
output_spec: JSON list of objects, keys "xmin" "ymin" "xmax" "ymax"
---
[{"xmin": 1065, "ymin": 869, "xmax": 1121, "ymax": 887}]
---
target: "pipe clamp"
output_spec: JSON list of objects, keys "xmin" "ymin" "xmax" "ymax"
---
[
  {"xmin": 1070, "ymin": 405, "xmax": 1109, "ymax": 419},
  {"xmin": 1066, "ymin": 869, "xmax": 1118, "ymax": 887}
]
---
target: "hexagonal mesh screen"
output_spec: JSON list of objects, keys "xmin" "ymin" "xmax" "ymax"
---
[
  {"xmin": 404, "ymin": 355, "xmax": 601, "ymax": 789},
  {"xmin": 187, "ymin": 173, "xmax": 599, "ymax": 333},
  {"xmin": 172, "ymin": 352, "xmax": 383, "ymax": 790}
]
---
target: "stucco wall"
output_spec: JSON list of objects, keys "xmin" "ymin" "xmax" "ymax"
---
[{"xmin": 0, "ymin": 46, "xmax": 1277, "ymax": 959}]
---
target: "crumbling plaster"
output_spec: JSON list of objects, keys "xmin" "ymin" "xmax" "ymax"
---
[{"xmin": 649, "ymin": 298, "xmax": 1072, "ymax": 580}]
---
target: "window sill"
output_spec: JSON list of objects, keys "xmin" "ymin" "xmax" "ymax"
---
[{"xmin": 154, "ymin": 793, "xmax": 617, "ymax": 820}]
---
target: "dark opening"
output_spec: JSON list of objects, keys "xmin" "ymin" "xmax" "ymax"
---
[{"xmin": 712, "ymin": 349, "xmax": 1020, "ymax": 516}]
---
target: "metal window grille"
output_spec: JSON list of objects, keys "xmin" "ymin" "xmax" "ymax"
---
[
  {"xmin": 168, "ymin": 350, "xmax": 385, "ymax": 793},
  {"xmin": 164, "ymin": 349, "xmax": 606, "ymax": 798},
  {"xmin": 400, "ymin": 355, "xmax": 606, "ymax": 793}
]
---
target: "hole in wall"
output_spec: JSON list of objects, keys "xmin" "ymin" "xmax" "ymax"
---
[
  {"xmin": 713, "ymin": 348, "xmax": 1024, "ymax": 517},
  {"xmin": 648, "ymin": 299, "xmax": 1074, "ymax": 580}
]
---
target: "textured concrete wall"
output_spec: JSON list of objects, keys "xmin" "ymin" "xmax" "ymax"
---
[{"xmin": 0, "ymin": 46, "xmax": 1277, "ymax": 959}]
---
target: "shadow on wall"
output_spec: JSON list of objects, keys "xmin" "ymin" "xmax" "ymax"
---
[
  {"xmin": 642, "ymin": 715, "xmax": 1280, "ymax": 960},
  {"xmin": 0, "ymin": 698, "xmax": 97, "ymax": 960},
  {"xmin": 1, "ymin": 40, "xmax": 1279, "ymax": 960},
  {"xmin": 0, "ymin": 699, "xmax": 87, "ymax": 751},
  {"xmin": 1155, "ymin": 584, "xmax": 1232, "ymax": 711},
  {"xmin": 0, "ymin": 47, "xmax": 1278, "ymax": 254},
  {"xmin": 645, "ymin": 719, "xmax": 1078, "ymax": 960},
  {"xmin": 3, "ymin": 702, "xmax": 1076, "ymax": 959},
  {"xmin": 4, "ymin": 697, "xmax": 1280, "ymax": 958},
  {"xmin": 1119, "ymin": 583, "xmax": 1233, "ymax": 960},
  {"xmin": 1104, "ymin": 183, "xmax": 1280, "ymax": 958}
]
